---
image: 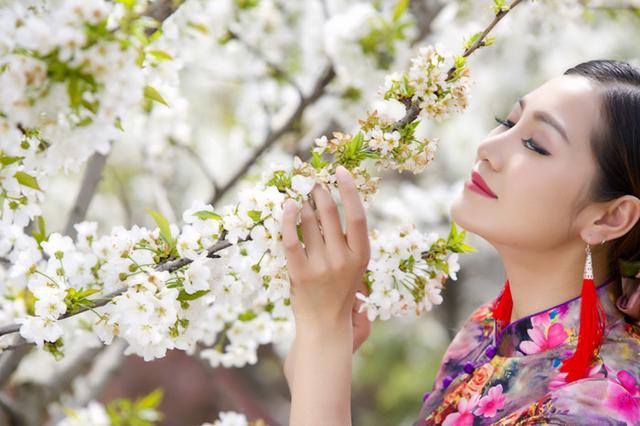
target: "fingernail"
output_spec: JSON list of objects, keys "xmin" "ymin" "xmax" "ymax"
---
[{"xmin": 336, "ymin": 165, "xmax": 348, "ymax": 180}]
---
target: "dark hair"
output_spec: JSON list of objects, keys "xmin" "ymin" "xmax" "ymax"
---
[{"xmin": 563, "ymin": 59, "xmax": 640, "ymax": 284}]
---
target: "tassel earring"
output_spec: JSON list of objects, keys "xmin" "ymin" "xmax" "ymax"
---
[
  {"xmin": 558, "ymin": 242, "xmax": 606, "ymax": 383},
  {"xmin": 491, "ymin": 241, "xmax": 607, "ymax": 383}
]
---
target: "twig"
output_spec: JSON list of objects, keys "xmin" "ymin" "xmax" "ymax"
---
[
  {"xmin": 393, "ymin": 0, "xmax": 525, "ymax": 131},
  {"xmin": 75, "ymin": 339, "xmax": 127, "ymax": 406},
  {"xmin": 175, "ymin": 142, "xmax": 220, "ymax": 195},
  {"xmin": 0, "ymin": 337, "xmax": 31, "ymax": 389},
  {"xmin": 0, "ymin": 236, "xmax": 240, "ymax": 338},
  {"xmin": 209, "ymin": 64, "xmax": 336, "ymax": 205},
  {"xmin": 227, "ymin": 29, "xmax": 304, "ymax": 100},
  {"xmin": 64, "ymin": 152, "xmax": 110, "ymax": 239}
]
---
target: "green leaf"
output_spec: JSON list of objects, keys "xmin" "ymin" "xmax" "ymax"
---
[
  {"xmin": 492, "ymin": 0, "xmax": 506, "ymax": 13},
  {"xmin": 393, "ymin": 0, "xmax": 410, "ymax": 22},
  {"xmin": 136, "ymin": 389, "xmax": 163, "ymax": 410},
  {"xmin": 145, "ymin": 208, "xmax": 174, "ymax": 249},
  {"xmin": 177, "ymin": 289, "xmax": 210, "ymax": 302},
  {"xmin": 15, "ymin": 171, "xmax": 41, "ymax": 190},
  {"xmin": 463, "ymin": 31, "xmax": 483, "ymax": 51},
  {"xmin": 148, "ymin": 49, "xmax": 173, "ymax": 61},
  {"xmin": 115, "ymin": 117, "xmax": 124, "ymax": 132},
  {"xmin": 31, "ymin": 215, "xmax": 47, "ymax": 245},
  {"xmin": 143, "ymin": 85, "xmax": 169, "ymax": 107},
  {"xmin": 192, "ymin": 210, "xmax": 222, "ymax": 221},
  {"xmin": 187, "ymin": 21, "xmax": 209, "ymax": 34},
  {"xmin": 238, "ymin": 310, "xmax": 257, "ymax": 321},
  {"xmin": 247, "ymin": 209, "xmax": 263, "ymax": 223},
  {"xmin": 0, "ymin": 154, "xmax": 24, "ymax": 166},
  {"xmin": 310, "ymin": 151, "xmax": 328, "ymax": 170}
]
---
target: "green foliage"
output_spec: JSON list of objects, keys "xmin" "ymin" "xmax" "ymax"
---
[
  {"xmin": 392, "ymin": 0, "xmax": 410, "ymax": 22},
  {"xmin": 31, "ymin": 216, "xmax": 48, "ymax": 246},
  {"xmin": 192, "ymin": 210, "xmax": 223, "ymax": 221},
  {"xmin": 266, "ymin": 170, "xmax": 292, "ymax": 192},
  {"xmin": 145, "ymin": 208, "xmax": 176, "ymax": 256},
  {"xmin": 44, "ymin": 337, "xmax": 65, "ymax": 359},
  {"xmin": 338, "ymin": 132, "xmax": 381, "ymax": 168},
  {"xmin": 143, "ymin": 85, "xmax": 169, "ymax": 107},
  {"xmin": 65, "ymin": 287, "xmax": 101, "ymax": 314},
  {"xmin": 107, "ymin": 389, "xmax": 164, "ymax": 426},
  {"xmin": 310, "ymin": 151, "xmax": 328, "ymax": 171},
  {"xmin": 0, "ymin": 153, "xmax": 24, "ymax": 167},
  {"xmin": 177, "ymin": 289, "xmax": 210, "ymax": 302},
  {"xmin": 359, "ymin": 0, "xmax": 412, "ymax": 70},
  {"xmin": 14, "ymin": 171, "xmax": 41, "ymax": 191},
  {"xmin": 235, "ymin": 0, "xmax": 260, "ymax": 9},
  {"xmin": 247, "ymin": 209, "xmax": 263, "ymax": 223},
  {"xmin": 446, "ymin": 221, "xmax": 476, "ymax": 253},
  {"xmin": 147, "ymin": 50, "xmax": 173, "ymax": 61},
  {"xmin": 492, "ymin": 0, "xmax": 507, "ymax": 14},
  {"xmin": 238, "ymin": 309, "xmax": 257, "ymax": 321}
]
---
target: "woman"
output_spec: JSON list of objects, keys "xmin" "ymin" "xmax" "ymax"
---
[{"xmin": 280, "ymin": 59, "xmax": 640, "ymax": 425}]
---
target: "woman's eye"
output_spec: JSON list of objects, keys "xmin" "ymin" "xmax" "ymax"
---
[
  {"xmin": 493, "ymin": 116, "xmax": 550, "ymax": 156},
  {"xmin": 494, "ymin": 116, "xmax": 515, "ymax": 128},
  {"xmin": 520, "ymin": 137, "xmax": 548, "ymax": 155}
]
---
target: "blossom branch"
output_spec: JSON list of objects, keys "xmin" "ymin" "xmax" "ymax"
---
[
  {"xmin": 391, "ymin": 0, "xmax": 525, "ymax": 131},
  {"xmin": 209, "ymin": 63, "xmax": 336, "ymax": 205}
]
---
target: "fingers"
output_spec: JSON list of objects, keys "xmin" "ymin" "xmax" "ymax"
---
[
  {"xmin": 335, "ymin": 165, "xmax": 370, "ymax": 258},
  {"xmin": 300, "ymin": 200, "xmax": 323, "ymax": 258},
  {"xmin": 311, "ymin": 182, "xmax": 347, "ymax": 256},
  {"xmin": 282, "ymin": 199, "xmax": 306, "ymax": 278}
]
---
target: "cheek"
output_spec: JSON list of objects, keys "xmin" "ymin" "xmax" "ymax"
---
[{"xmin": 500, "ymin": 168, "xmax": 580, "ymax": 244}]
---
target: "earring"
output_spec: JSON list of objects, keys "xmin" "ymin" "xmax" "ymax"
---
[{"xmin": 558, "ymin": 242, "xmax": 606, "ymax": 383}]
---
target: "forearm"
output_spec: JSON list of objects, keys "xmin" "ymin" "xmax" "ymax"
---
[{"xmin": 289, "ymin": 320, "xmax": 353, "ymax": 426}]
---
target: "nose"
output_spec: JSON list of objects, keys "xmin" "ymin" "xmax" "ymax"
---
[{"xmin": 474, "ymin": 128, "xmax": 509, "ymax": 171}]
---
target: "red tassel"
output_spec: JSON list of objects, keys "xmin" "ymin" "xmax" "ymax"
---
[
  {"xmin": 492, "ymin": 276, "xmax": 606, "ymax": 383},
  {"xmin": 559, "ymin": 277, "xmax": 606, "ymax": 383},
  {"xmin": 492, "ymin": 279, "xmax": 513, "ymax": 325}
]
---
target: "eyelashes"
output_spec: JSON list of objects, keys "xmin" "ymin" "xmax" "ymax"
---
[{"xmin": 493, "ymin": 116, "xmax": 550, "ymax": 156}]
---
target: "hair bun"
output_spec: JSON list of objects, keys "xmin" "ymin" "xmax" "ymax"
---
[{"xmin": 616, "ymin": 276, "xmax": 640, "ymax": 322}]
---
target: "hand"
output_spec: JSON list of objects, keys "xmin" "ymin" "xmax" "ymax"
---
[{"xmin": 282, "ymin": 165, "xmax": 371, "ymax": 330}]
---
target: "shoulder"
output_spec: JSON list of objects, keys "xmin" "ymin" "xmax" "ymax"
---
[{"xmin": 437, "ymin": 297, "xmax": 497, "ymax": 367}]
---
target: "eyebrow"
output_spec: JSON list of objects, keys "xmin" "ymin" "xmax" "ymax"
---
[{"xmin": 518, "ymin": 97, "xmax": 570, "ymax": 145}]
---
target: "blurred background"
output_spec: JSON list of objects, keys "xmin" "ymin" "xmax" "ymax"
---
[{"xmin": 10, "ymin": 0, "xmax": 640, "ymax": 424}]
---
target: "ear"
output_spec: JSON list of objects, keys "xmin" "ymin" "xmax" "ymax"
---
[{"xmin": 581, "ymin": 195, "xmax": 640, "ymax": 244}]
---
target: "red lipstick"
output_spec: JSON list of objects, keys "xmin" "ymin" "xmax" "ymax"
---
[{"xmin": 465, "ymin": 170, "xmax": 498, "ymax": 199}]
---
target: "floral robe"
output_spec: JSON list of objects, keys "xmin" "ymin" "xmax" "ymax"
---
[{"xmin": 413, "ymin": 279, "xmax": 640, "ymax": 425}]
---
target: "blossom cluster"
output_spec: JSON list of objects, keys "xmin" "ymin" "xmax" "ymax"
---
[
  {"xmin": 0, "ymin": 0, "xmax": 166, "ymax": 228},
  {"xmin": 356, "ymin": 223, "xmax": 463, "ymax": 321},
  {"xmin": 2, "ymin": 0, "xmax": 477, "ymax": 368}
]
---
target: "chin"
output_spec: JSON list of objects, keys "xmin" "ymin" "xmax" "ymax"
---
[{"xmin": 449, "ymin": 190, "xmax": 483, "ymax": 236}]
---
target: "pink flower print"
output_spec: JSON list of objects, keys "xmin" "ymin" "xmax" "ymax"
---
[
  {"xmin": 519, "ymin": 322, "xmax": 569, "ymax": 355},
  {"xmin": 442, "ymin": 394, "xmax": 480, "ymax": 426},
  {"xmin": 604, "ymin": 381, "xmax": 640, "ymax": 424},
  {"xmin": 616, "ymin": 369, "xmax": 640, "ymax": 396},
  {"xmin": 475, "ymin": 384, "xmax": 506, "ymax": 418}
]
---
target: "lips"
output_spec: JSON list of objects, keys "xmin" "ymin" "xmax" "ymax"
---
[{"xmin": 470, "ymin": 170, "xmax": 497, "ymax": 198}]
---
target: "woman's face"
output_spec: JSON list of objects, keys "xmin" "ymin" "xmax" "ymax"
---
[{"xmin": 449, "ymin": 74, "xmax": 604, "ymax": 250}]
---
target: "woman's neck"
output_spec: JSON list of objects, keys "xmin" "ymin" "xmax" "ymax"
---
[{"xmin": 495, "ymin": 243, "xmax": 610, "ymax": 322}]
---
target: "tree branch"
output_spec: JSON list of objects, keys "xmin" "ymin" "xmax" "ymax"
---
[
  {"xmin": 64, "ymin": 152, "xmax": 110, "ymax": 240},
  {"xmin": 227, "ymin": 30, "xmax": 304, "ymax": 100},
  {"xmin": 0, "ymin": 235, "xmax": 240, "ymax": 338},
  {"xmin": 209, "ymin": 64, "xmax": 336, "ymax": 205},
  {"xmin": 393, "ymin": 0, "xmax": 525, "ymax": 131}
]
